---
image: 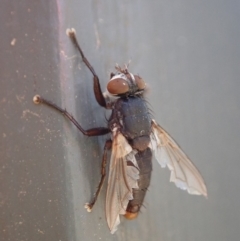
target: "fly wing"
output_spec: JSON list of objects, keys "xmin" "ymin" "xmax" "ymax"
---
[
  {"xmin": 106, "ymin": 128, "xmax": 139, "ymax": 234},
  {"xmin": 149, "ymin": 119, "xmax": 207, "ymax": 197}
]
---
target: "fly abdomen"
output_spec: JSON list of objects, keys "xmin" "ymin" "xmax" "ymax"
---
[{"xmin": 125, "ymin": 147, "xmax": 152, "ymax": 219}]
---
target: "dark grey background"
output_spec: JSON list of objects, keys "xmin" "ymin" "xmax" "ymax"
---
[{"xmin": 1, "ymin": 0, "xmax": 240, "ymax": 241}]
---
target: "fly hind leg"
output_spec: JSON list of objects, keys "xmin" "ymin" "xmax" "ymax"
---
[
  {"xmin": 66, "ymin": 28, "xmax": 107, "ymax": 108},
  {"xmin": 85, "ymin": 139, "xmax": 112, "ymax": 212}
]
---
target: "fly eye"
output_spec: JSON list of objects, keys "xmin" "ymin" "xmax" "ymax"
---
[
  {"xmin": 107, "ymin": 78, "xmax": 129, "ymax": 95},
  {"xmin": 134, "ymin": 75, "xmax": 146, "ymax": 90}
]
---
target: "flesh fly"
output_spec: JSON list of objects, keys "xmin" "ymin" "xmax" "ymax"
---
[{"xmin": 33, "ymin": 28, "xmax": 207, "ymax": 234}]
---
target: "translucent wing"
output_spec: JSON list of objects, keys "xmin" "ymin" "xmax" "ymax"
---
[
  {"xmin": 149, "ymin": 119, "xmax": 207, "ymax": 197},
  {"xmin": 106, "ymin": 128, "xmax": 139, "ymax": 234}
]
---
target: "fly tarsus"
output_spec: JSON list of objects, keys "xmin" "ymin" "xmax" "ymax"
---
[
  {"xmin": 66, "ymin": 28, "xmax": 107, "ymax": 108},
  {"xmin": 85, "ymin": 139, "xmax": 112, "ymax": 212},
  {"xmin": 66, "ymin": 28, "xmax": 96, "ymax": 76},
  {"xmin": 84, "ymin": 203, "xmax": 93, "ymax": 212}
]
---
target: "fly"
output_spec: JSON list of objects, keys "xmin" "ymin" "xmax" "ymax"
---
[{"xmin": 33, "ymin": 28, "xmax": 207, "ymax": 234}]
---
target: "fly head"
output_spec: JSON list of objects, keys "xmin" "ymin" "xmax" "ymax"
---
[{"xmin": 107, "ymin": 65, "xmax": 146, "ymax": 96}]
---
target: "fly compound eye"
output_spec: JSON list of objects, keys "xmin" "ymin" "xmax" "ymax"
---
[
  {"xmin": 134, "ymin": 75, "xmax": 146, "ymax": 90},
  {"xmin": 107, "ymin": 78, "xmax": 129, "ymax": 95}
]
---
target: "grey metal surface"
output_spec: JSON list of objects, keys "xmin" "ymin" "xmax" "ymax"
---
[{"xmin": 1, "ymin": 0, "xmax": 240, "ymax": 241}]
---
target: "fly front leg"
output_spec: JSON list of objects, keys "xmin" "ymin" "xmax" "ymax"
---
[
  {"xmin": 67, "ymin": 29, "xmax": 107, "ymax": 108},
  {"xmin": 85, "ymin": 139, "xmax": 112, "ymax": 212},
  {"xmin": 33, "ymin": 95, "xmax": 110, "ymax": 136}
]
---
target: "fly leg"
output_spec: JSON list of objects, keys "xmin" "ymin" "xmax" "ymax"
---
[
  {"xmin": 33, "ymin": 95, "xmax": 110, "ymax": 136},
  {"xmin": 67, "ymin": 29, "xmax": 107, "ymax": 108},
  {"xmin": 85, "ymin": 139, "xmax": 112, "ymax": 212}
]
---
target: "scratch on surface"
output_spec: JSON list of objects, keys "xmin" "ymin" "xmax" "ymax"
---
[
  {"xmin": 37, "ymin": 229, "xmax": 45, "ymax": 235},
  {"xmin": 60, "ymin": 50, "xmax": 78, "ymax": 60},
  {"xmin": 21, "ymin": 109, "xmax": 40, "ymax": 119},
  {"xmin": 16, "ymin": 95, "xmax": 25, "ymax": 103},
  {"xmin": 94, "ymin": 24, "xmax": 101, "ymax": 49},
  {"xmin": 45, "ymin": 128, "xmax": 61, "ymax": 134}
]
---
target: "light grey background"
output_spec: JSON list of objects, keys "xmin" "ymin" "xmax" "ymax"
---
[{"xmin": 1, "ymin": 0, "xmax": 240, "ymax": 241}]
